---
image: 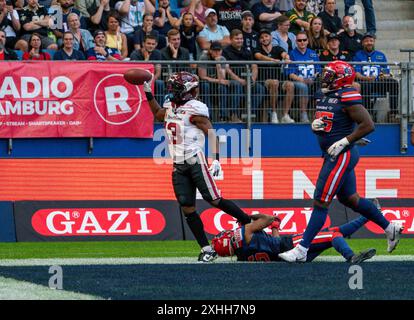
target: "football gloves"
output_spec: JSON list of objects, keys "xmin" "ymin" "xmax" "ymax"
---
[
  {"xmin": 327, "ymin": 137, "xmax": 349, "ymax": 158},
  {"xmin": 270, "ymin": 216, "xmax": 282, "ymax": 230},
  {"xmin": 311, "ymin": 117, "xmax": 326, "ymax": 131},
  {"xmin": 209, "ymin": 160, "xmax": 222, "ymax": 178},
  {"xmin": 143, "ymin": 74, "xmax": 154, "ymax": 93}
]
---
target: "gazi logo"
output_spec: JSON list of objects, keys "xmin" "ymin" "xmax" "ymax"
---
[{"xmin": 93, "ymin": 74, "xmax": 143, "ymax": 125}]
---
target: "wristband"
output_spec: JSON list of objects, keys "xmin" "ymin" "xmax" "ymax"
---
[{"xmin": 145, "ymin": 91, "xmax": 154, "ymax": 101}]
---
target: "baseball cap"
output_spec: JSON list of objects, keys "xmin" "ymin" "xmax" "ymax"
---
[
  {"xmin": 210, "ymin": 41, "xmax": 222, "ymax": 50},
  {"xmin": 327, "ymin": 33, "xmax": 339, "ymax": 41},
  {"xmin": 241, "ymin": 10, "xmax": 253, "ymax": 19},
  {"xmin": 259, "ymin": 29, "xmax": 271, "ymax": 37},
  {"xmin": 362, "ymin": 32, "xmax": 376, "ymax": 41},
  {"xmin": 205, "ymin": 8, "xmax": 217, "ymax": 18}
]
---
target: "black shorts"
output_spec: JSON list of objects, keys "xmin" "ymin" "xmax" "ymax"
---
[{"xmin": 172, "ymin": 152, "xmax": 221, "ymax": 207}]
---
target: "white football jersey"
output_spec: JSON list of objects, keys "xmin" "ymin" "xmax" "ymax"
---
[{"xmin": 163, "ymin": 99, "xmax": 209, "ymax": 163}]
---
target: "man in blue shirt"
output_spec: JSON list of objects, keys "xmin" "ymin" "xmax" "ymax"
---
[
  {"xmin": 286, "ymin": 31, "xmax": 321, "ymax": 123},
  {"xmin": 353, "ymin": 33, "xmax": 399, "ymax": 122}
]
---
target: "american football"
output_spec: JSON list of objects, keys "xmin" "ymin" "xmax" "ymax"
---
[{"xmin": 124, "ymin": 68, "xmax": 152, "ymax": 85}]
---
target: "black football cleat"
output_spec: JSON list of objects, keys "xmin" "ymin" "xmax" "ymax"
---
[
  {"xmin": 350, "ymin": 248, "xmax": 376, "ymax": 264},
  {"xmin": 198, "ymin": 249, "xmax": 218, "ymax": 263}
]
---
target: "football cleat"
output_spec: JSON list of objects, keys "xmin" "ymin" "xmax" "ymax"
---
[
  {"xmin": 385, "ymin": 222, "xmax": 404, "ymax": 253},
  {"xmin": 278, "ymin": 245, "xmax": 307, "ymax": 263},
  {"xmin": 350, "ymin": 248, "xmax": 376, "ymax": 264},
  {"xmin": 198, "ymin": 249, "xmax": 218, "ymax": 263}
]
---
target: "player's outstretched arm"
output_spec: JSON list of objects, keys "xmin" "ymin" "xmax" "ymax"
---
[
  {"xmin": 344, "ymin": 104, "xmax": 375, "ymax": 143},
  {"xmin": 244, "ymin": 214, "xmax": 275, "ymax": 244},
  {"xmin": 143, "ymin": 76, "xmax": 166, "ymax": 121}
]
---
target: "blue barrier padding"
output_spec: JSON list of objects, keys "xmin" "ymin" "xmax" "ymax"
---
[
  {"xmin": 0, "ymin": 124, "xmax": 411, "ymax": 158},
  {"xmin": 0, "ymin": 202, "xmax": 16, "ymax": 242}
]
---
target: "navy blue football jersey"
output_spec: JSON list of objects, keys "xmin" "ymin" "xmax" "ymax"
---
[
  {"xmin": 314, "ymin": 87, "xmax": 363, "ymax": 153},
  {"xmin": 234, "ymin": 226, "xmax": 293, "ymax": 262}
]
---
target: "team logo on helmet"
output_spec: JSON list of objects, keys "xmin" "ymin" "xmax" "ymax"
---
[{"xmin": 166, "ymin": 71, "xmax": 199, "ymax": 104}]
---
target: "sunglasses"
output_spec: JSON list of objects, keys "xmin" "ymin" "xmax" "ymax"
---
[{"xmin": 297, "ymin": 38, "xmax": 308, "ymax": 42}]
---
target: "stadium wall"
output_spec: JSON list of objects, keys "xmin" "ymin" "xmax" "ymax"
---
[{"xmin": 0, "ymin": 124, "xmax": 413, "ymax": 241}]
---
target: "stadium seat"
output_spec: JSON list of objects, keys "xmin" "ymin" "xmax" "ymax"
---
[{"xmin": 13, "ymin": 50, "xmax": 23, "ymax": 61}]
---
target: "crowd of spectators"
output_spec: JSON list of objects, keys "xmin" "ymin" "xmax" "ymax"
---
[{"xmin": 0, "ymin": 0, "xmax": 400, "ymax": 123}]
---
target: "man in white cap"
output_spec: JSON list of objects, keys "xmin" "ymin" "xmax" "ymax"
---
[{"xmin": 196, "ymin": 8, "xmax": 231, "ymax": 55}]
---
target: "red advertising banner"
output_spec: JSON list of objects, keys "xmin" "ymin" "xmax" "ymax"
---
[
  {"xmin": 0, "ymin": 61, "xmax": 154, "ymax": 138},
  {"xmin": 0, "ymin": 157, "xmax": 412, "ymax": 201}
]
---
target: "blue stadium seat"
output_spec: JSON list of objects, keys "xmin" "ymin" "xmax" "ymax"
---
[{"xmin": 44, "ymin": 49, "xmax": 56, "ymax": 59}]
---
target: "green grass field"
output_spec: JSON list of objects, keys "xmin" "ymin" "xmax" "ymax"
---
[{"xmin": 0, "ymin": 238, "xmax": 412, "ymax": 259}]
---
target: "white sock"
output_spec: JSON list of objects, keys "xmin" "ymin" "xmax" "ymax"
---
[
  {"xmin": 385, "ymin": 223, "xmax": 394, "ymax": 234},
  {"xmin": 202, "ymin": 245, "xmax": 212, "ymax": 252}
]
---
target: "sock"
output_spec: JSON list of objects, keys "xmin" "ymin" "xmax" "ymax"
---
[
  {"xmin": 185, "ymin": 211, "xmax": 209, "ymax": 248},
  {"xmin": 354, "ymin": 198, "xmax": 389, "ymax": 230},
  {"xmin": 339, "ymin": 216, "xmax": 369, "ymax": 237},
  {"xmin": 332, "ymin": 236, "xmax": 354, "ymax": 261},
  {"xmin": 300, "ymin": 205, "xmax": 329, "ymax": 249},
  {"xmin": 216, "ymin": 198, "xmax": 251, "ymax": 225}
]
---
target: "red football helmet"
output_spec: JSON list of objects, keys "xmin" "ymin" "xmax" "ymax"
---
[
  {"xmin": 321, "ymin": 60, "xmax": 355, "ymax": 90},
  {"xmin": 211, "ymin": 230, "xmax": 235, "ymax": 257},
  {"xmin": 166, "ymin": 71, "xmax": 199, "ymax": 104}
]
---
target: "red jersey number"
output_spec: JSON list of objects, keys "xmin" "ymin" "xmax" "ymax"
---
[
  {"xmin": 166, "ymin": 122, "xmax": 182, "ymax": 145},
  {"xmin": 315, "ymin": 111, "xmax": 334, "ymax": 132},
  {"xmin": 247, "ymin": 252, "xmax": 271, "ymax": 262}
]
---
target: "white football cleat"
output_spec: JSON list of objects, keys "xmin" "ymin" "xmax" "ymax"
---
[
  {"xmin": 385, "ymin": 222, "xmax": 404, "ymax": 253},
  {"xmin": 278, "ymin": 244, "xmax": 308, "ymax": 263}
]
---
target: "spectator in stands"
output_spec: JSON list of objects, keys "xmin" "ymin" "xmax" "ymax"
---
[
  {"xmin": 0, "ymin": 29, "xmax": 18, "ymax": 59},
  {"xmin": 319, "ymin": 32, "xmax": 351, "ymax": 61},
  {"xmin": 250, "ymin": 0, "xmax": 281, "ymax": 32},
  {"xmin": 130, "ymin": 34, "xmax": 165, "ymax": 104},
  {"xmin": 317, "ymin": 0, "xmax": 342, "ymax": 35},
  {"xmin": 306, "ymin": 16, "xmax": 327, "ymax": 56},
  {"xmin": 306, "ymin": 0, "xmax": 323, "ymax": 15},
  {"xmin": 285, "ymin": 0, "xmax": 315, "ymax": 35},
  {"xmin": 54, "ymin": 31, "xmax": 86, "ymax": 59},
  {"xmin": 16, "ymin": 0, "xmax": 58, "ymax": 51},
  {"xmin": 75, "ymin": 0, "xmax": 110, "ymax": 31},
  {"xmin": 51, "ymin": 0, "xmax": 86, "ymax": 46},
  {"xmin": 241, "ymin": 10, "xmax": 258, "ymax": 53},
  {"xmin": 153, "ymin": 0, "xmax": 179, "ymax": 45},
  {"xmin": 286, "ymin": 31, "xmax": 321, "ymax": 123},
  {"xmin": 67, "ymin": 12, "xmax": 95, "ymax": 53},
  {"xmin": 278, "ymin": 0, "xmax": 294, "ymax": 13},
  {"xmin": 254, "ymin": 29, "xmax": 295, "ymax": 124},
  {"xmin": 177, "ymin": 12, "xmax": 203, "ymax": 60},
  {"xmin": 22, "ymin": 32, "xmax": 52, "ymax": 59},
  {"xmin": 161, "ymin": 28, "xmax": 190, "ymax": 74},
  {"xmin": 353, "ymin": 33, "xmax": 399, "ymax": 121},
  {"xmin": 344, "ymin": 0, "xmax": 376, "ymax": 35},
  {"xmin": 271, "ymin": 15, "xmax": 296, "ymax": 53},
  {"xmin": 86, "ymin": 29, "xmax": 122, "ymax": 60},
  {"xmin": 0, "ymin": 0, "xmax": 21, "ymax": 50},
  {"xmin": 133, "ymin": 13, "xmax": 161, "ymax": 51},
  {"xmin": 104, "ymin": 12, "xmax": 128, "ymax": 59},
  {"xmin": 115, "ymin": 0, "xmax": 155, "ymax": 53},
  {"xmin": 180, "ymin": 0, "xmax": 207, "ymax": 25},
  {"xmin": 13, "ymin": 0, "xmax": 24, "ymax": 12},
  {"xmin": 213, "ymin": 0, "xmax": 245, "ymax": 32},
  {"xmin": 196, "ymin": 8, "xmax": 230, "ymax": 54},
  {"xmin": 223, "ymin": 29, "xmax": 265, "ymax": 122},
  {"xmin": 338, "ymin": 15, "xmax": 362, "ymax": 57},
  {"xmin": 198, "ymin": 41, "xmax": 231, "ymax": 121}
]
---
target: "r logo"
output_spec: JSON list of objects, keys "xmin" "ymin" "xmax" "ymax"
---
[
  {"xmin": 94, "ymin": 74, "xmax": 143, "ymax": 125},
  {"xmin": 348, "ymin": 265, "xmax": 363, "ymax": 290}
]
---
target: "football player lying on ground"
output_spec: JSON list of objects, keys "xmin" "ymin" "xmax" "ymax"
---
[{"xmin": 212, "ymin": 208, "xmax": 378, "ymax": 263}]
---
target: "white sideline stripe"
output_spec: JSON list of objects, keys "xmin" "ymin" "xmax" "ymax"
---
[
  {"xmin": 0, "ymin": 255, "xmax": 413, "ymax": 266},
  {"xmin": 0, "ymin": 276, "xmax": 103, "ymax": 300}
]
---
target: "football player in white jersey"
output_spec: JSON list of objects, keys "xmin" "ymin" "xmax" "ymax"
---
[{"xmin": 143, "ymin": 71, "xmax": 251, "ymax": 262}]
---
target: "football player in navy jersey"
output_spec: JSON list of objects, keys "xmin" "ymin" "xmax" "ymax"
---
[
  {"xmin": 212, "ymin": 208, "xmax": 377, "ymax": 263},
  {"xmin": 278, "ymin": 60, "xmax": 403, "ymax": 263}
]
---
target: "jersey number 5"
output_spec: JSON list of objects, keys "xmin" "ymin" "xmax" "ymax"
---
[{"xmin": 315, "ymin": 111, "xmax": 334, "ymax": 132}]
